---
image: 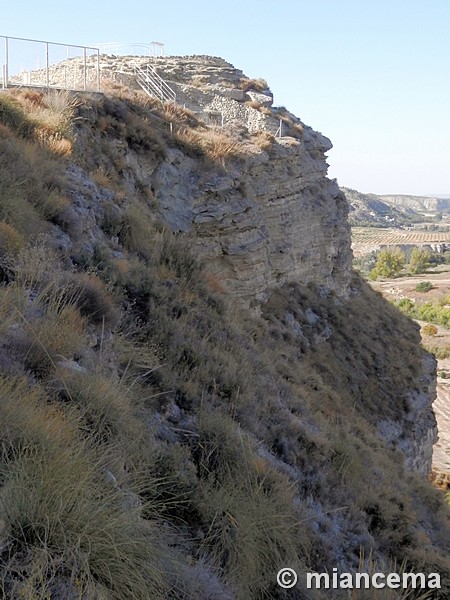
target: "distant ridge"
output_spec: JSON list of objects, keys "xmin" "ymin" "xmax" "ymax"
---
[{"xmin": 342, "ymin": 186, "xmax": 450, "ymax": 227}]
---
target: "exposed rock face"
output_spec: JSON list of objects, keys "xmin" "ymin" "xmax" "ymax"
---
[
  {"xmin": 21, "ymin": 55, "xmax": 352, "ymax": 306},
  {"xmin": 380, "ymin": 194, "xmax": 450, "ymax": 214},
  {"xmin": 433, "ymin": 380, "xmax": 450, "ymax": 475},
  {"xmin": 379, "ymin": 353, "xmax": 438, "ymax": 476},
  {"xmin": 100, "ymin": 55, "xmax": 352, "ymax": 304},
  {"xmin": 152, "ymin": 135, "xmax": 351, "ymax": 306}
]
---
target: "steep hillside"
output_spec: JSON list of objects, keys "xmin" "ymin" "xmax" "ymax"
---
[
  {"xmin": 342, "ymin": 187, "xmax": 416, "ymax": 227},
  {"xmin": 380, "ymin": 195, "xmax": 450, "ymax": 215},
  {"xmin": 0, "ymin": 69, "xmax": 449, "ymax": 600},
  {"xmin": 343, "ymin": 186, "xmax": 450, "ymax": 227}
]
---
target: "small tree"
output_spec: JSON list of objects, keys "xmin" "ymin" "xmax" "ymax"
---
[
  {"xmin": 409, "ymin": 248, "xmax": 431, "ymax": 274},
  {"xmin": 370, "ymin": 247, "xmax": 405, "ymax": 279}
]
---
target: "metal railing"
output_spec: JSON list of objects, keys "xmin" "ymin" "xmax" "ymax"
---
[
  {"xmin": 1, "ymin": 35, "xmax": 100, "ymax": 92},
  {"xmin": 93, "ymin": 42, "xmax": 157, "ymax": 56},
  {"xmin": 134, "ymin": 63, "xmax": 176, "ymax": 103}
]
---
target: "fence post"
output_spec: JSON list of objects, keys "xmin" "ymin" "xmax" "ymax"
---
[
  {"xmin": 4, "ymin": 37, "xmax": 8, "ymax": 88},
  {"xmin": 46, "ymin": 42, "xmax": 49, "ymax": 89},
  {"xmin": 83, "ymin": 47, "xmax": 87, "ymax": 91},
  {"xmin": 65, "ymin": 46, "xmax": 69, "ymax": 90},
  {"xmin": 97, "ymin": 49, "xmax": 100, "ymax": 92}
]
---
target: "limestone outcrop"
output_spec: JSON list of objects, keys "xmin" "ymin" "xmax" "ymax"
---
[
  {"xmin": 19, "ymin": 54, "xmax": 353, "ymax": 304},
  {"xmin": 126, "ymin": 57, "xmax": 351, "ymax": 305},
  {"xmin": 151, "ymin": 134, "xmax": 351, "ymax": 306}
]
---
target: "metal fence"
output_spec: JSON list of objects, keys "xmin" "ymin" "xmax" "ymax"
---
[
  {"xmin": 92, "ymin": 42, "xmax": 166, "ymax": 56},
  {"xmin": 1, "ymin": 35, "xmax": 100, "ymax": 92}
]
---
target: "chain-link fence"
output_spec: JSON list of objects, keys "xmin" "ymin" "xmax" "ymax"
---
[{"xmin": 1, "ymin": 35, "xmax": 100, "ymax": 91}]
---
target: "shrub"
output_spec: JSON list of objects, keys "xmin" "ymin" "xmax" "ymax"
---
[
  {"xmin": 395, "ymin": 298, "xmax": 415, "ymax": 315},
  {"xmin": 426, "ymin": 345, "xmax": 450, "ymax": 359},
  {"xmin": 421, "ymin": 324, "xmax": 438, "ymax": 336},
  {"xmin": 20, "ymin": 304, "xmax": 86, "ymax": 377},
  {"xmin": 0, "ymin": 94, "xmax": 32, "ymax": 136},
  {"xmin": 0, "ymin": 221, "xmax": 25, "ymax": 256},
  {"xmin": 415, "ymin": 281, "xmax": 433, "ymax": 293}
]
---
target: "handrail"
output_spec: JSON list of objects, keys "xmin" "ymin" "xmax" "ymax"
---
[{"xmin": 134, "ymin": 63, "xmax": 176, "ymax": 103}]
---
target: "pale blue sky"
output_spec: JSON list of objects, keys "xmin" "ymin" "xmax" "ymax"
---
[{"xmin": 2, "ymin": 1, "xmax": 449, "ymax": 195}]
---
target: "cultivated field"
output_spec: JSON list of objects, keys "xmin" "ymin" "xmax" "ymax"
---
[{"xmin": 352, "ymin": 227, "xmax": 450, "ymax": 256}]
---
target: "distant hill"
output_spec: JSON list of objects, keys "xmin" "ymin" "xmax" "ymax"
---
[
  {"xmin": 342, "ymin": 187, "xmax": 450, "ymax": 227},
  {"xmin": 342, "ymin": 187, "xmax": 417, "ymax": 227},
  {"xmin": 379, "ymin": 194, "xmax": 450, "ymax": 214}
]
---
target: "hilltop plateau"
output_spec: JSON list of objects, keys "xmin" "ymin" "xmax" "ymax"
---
[{"xmin": 0, "ymin": 55, "xmax": 449, "ymax": 599}]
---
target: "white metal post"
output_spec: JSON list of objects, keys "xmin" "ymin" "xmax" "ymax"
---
[
  {"xmin": 97, "ymin": 49, "xmax": 100, "ymax": 91},
  {"xmin": 46, "ymin": 42, "xmax": 49, "ymax": 89},
  {"xmin": 4, "ymin": 37, "xmax": 8, "ymax": 88},
  {"xmin": 83, "ymin": 48, "xmax": 87, "ymax": 91}
]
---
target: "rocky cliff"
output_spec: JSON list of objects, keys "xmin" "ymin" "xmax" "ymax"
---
[
  {"xmin": 20, "ymin": 55, "xmax": 352, "ymax": 306},
  {"xmin": 70, "ymin": 55, "xmax": 436, "ymax": 475},
  {"xmin": 144, "ymin": 128, "xmax": 351, "ymax": 307},
  {"xmin": 0, "ymin": 60, "xmax": 449, "ymax": 599}
]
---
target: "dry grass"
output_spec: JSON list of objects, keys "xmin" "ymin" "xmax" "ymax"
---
[
  {"xmin": 174, "ymin": 126, "xmax": 247, "ymax": 162},
  {"xmin": 0, "ymin": 221, "xmax": 25, "ymax": 256},
  {"xmin": 11, "ymin": 88, "xmax": 79, "ymax": 139},
  {"xmin": 239, "ymin": 77, "xmax": 269, "ymax": 93},
  {"xmin": 56, "ymin": 370, "xmax": 145, "ymax": 449},
  {"xmin": 251, "ymin": 130, "xmax": 276, "ymax": 151},
  {"xmin": 348, "ymin": 551, "xmax": 435, "ymax": 599},
  {"xmin": 0, "ymin": 129, "xmax": 71, "ymax": 239},
  {"xmin": 190, "ymin": 409, "xmax": 304, "ymax": 599},
  {"xmin": 20, "ymin": 304, "xmax": 86, "ymax": 377},
  {"xmin": 0, "ymin": 443, "xmax": 170, "ymax": 600}
]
